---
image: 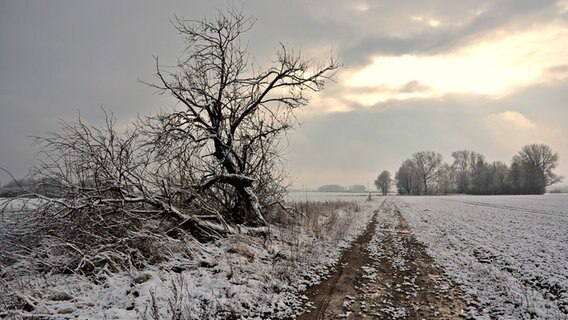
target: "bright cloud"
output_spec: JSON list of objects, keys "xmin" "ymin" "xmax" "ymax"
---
[
  {"xmin": 488, "ymin": 110, "xmax": 536, "ymax": 129},
  {"xmin": 428, "ymin": 19, "xmax": 441, "ymax": 27},
  {"xmin": 343, "ymin": 23, "xmax": 568, "ymax": 106},
  {"xmin": 485, "ymin": 111, "xmax": 534, "ymax": 151},
  {"xmin": 353, "ymin": 2, "xmax": 370, "ymax": 12},
  {"xmin": 410, "ymin": 16, "xmax": 441, "ymax": 28},
  {"xmin": 484, "ymin": 110, "xmax": 563, "ymax": 152},
  {"xmin": 557, "ymin": 0, "xmax": 568, "ymax": 13}
]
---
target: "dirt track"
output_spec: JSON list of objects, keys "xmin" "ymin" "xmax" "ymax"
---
[{"xmin": 298, "ymin": 197, "xmax": 467, "ymax": 319}]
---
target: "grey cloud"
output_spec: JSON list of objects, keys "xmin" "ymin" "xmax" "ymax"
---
[
  {"xmin": 1, "ymin": 0, "xmax": 567, "ymax": 186},
  {"xmin": 289, "ymin": 78, "xmax": 568, "ymax": 187},
  {"xmin": 400, "ymin": 81, "xmax": 431, "ymax": 93},
  {"xmin": 288, "ymin": 95, "xmax": 486, "ymax": 187}
]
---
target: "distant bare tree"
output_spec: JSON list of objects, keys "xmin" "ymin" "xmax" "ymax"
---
[
  {"xmin": 451, "ymin": 150, "xmax": 485, "ymax": 193},
  {"xmin": 451, "ymin": 150, "xmax": 472, "ymax": 173},
  {"xmin": 489, "ymin": 161, "xmax": 509, "ymax": 194},
  {"xmin": 434, "ymin": 163, "xmax": 454, "ymax": 195},
  {"xmin": 513, "ymin": 144, "xmax": 562, "ymax": 194},
  {"xmin": 147, "ymin": 9, "xmax": 338, "ymax": 226},
  {"xmin": 395, "ymin": 159, "xmax": 419, "ymax": 195},
  {"xmin": 507, "ymin": 159, "xmax": 523, "ymax": 194},
  {"xmin": 394, "ymin": 145, "xmax": 561, "ymax": 196},
  {"xmin": 375, "ymin": 170, "xmax": 391, "ymax": 196},
  {"xmin": 411, "ymin": 151, "xmax": 443, "ymax": 195}
]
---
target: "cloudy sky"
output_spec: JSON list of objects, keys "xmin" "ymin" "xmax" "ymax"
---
[{"xmin": 1, "ymin": 0, "xmax": 567, "ymax": 189}]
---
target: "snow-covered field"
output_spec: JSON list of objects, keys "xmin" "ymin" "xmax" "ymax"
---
[
  {"xmin": 399, "ymin": 194, "xmax": 568, "ymax": 319},
  {"xmin": 6, "ymin": 193, "xmax": 564, "ymax": 319}
]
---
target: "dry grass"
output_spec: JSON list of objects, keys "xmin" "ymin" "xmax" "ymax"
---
[
  {"xmin": 1, "ymin": 197, "xmax": 367, "ymax": 319},
  {"xmin": 265, "ymin": 200, "xmax": 361, "ymax": 245},
  {"xmin": 265, "ymin": 199, "xmax": 363, "ymax": 285}
]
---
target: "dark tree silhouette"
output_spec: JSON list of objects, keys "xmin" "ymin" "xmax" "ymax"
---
[
  {"xmin": 147, "ymin": 9, "xmax": 338, "ymax": 226},
  {"xmin": 375, "ymin": 170, "xmax": 391, "ymax": 195},
  {"xmin": 512, "ymin": 144, "xmax": 562, "ymax": 194},
  {"xmin": 412, "ymin": 151, "xmax": 443, "ymax": 195},
  {"xmin": 394, "ymin": 145, "xmax": 561, "ymax": 196}
]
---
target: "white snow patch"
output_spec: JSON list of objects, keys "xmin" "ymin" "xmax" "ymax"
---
[{"xmin": 399, "ymin": 195, "xmax": 568, "ymax": 319}]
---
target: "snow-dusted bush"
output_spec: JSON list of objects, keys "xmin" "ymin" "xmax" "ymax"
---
[
  {"xmin": 0, "ymin": 194, "xmax": 375, "ymax": 319},
  {"xmin": 0, "ymin": 9, "xmax": 341, "ymax": 319}
]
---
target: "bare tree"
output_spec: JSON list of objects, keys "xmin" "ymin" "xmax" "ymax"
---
[
  {"xmin": 513, "ymin": 144, "xmax": 562, "ymax": 194},
  {"xmin": 375, "ymin": 170, "xmax": 391, "ymax": 196},
  {"xmin": 147, "ymin": 9, "xmax": 338, "ymax": 226},
  {"xmin": 411, "ymin": 151, "xmax": 443, "ymax": 195},
  {"xmin": 435, "ymin": 163, "xmax": 454, "ymax": 195},
  {"xmin": 0, "ymin": 11, "xmax": 338, "ymax": 278},
  {"xmin": 393, "ymin": 145, "xmax": 561, "ymax": 196},
  {"xmin": 1, "ymin": 111, "xmax": 194, "ymax": 275},
  {"xmin": 451, "ymin": 150, "xmax": 472, "ymax": 193},
  {"xmin": 451, "ymin": 150, "xmax": 472, "ymax": 173},
  {"xmin": 395, "ymin": 159, "xmax": 419, "ymax": 195},
  {"xmin": 451, "ymin": 150, "xmax": 485, "ymax": 193},
  {"xmin": 489, "ymin": 161, "xmax": 509, "ymax": 194}
]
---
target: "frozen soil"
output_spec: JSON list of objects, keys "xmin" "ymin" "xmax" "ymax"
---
[
  {"xmin": 400, "ymin": 195, "xmax": 568, "ymax": 319},
  {"xmin": 298, "ymin": 197, "xmax": 467, "ymax": 319}
]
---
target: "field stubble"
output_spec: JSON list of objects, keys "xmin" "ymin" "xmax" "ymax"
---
[{"xmin": 400, "ymin": 194, "xmax": 568, "ymax": 319}]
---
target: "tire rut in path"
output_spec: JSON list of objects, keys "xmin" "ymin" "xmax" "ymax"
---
[
  {"xmin": 296, "ymin": 199, "xmax": 383, "ymax": 320},
  {"xmin": 297, "ymin": 198, "xmax": 467, "ymax": 319}
]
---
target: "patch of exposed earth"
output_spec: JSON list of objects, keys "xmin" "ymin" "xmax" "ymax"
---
[{"xmin": 297, "ymin": 197, "xmax": 467, "ymax": 319}]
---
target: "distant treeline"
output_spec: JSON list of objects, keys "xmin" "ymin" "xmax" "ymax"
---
[
  {"xmin": 0, "ymin": 177, "xmax": 64, "ymax": 198},
  {"xmin": 390, "ymin": 144, "xmax": 562, "ymax": 196}
]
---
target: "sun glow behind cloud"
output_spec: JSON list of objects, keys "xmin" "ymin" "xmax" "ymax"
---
[{"xmin": 343, "ymin": 23, "xmax": 568, "ymax": 107}]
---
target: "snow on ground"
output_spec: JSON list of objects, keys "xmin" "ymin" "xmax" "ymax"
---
[
  {"xmin": 398, "ymin": 194, "xmax": 568, "ymax": 319},
  {"xmin": 0, "ymin": 196, "xmax": 375, "ymax": 319}
]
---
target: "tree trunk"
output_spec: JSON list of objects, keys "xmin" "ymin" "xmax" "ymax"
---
[
  {"xmin": 238, "ymin": 185, "xmax": 266, "ymax": 226},
  {"xmin": 214, "ymin": 139, "xmax": 266, "ymax": 226}
]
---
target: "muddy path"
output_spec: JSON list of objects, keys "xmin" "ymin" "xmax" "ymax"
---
[
  {"xmin": 297, "ymin": 197, "xmax": 467, "ymax": 319},
  {"xmin": 296, "ymin": 199, "xmax": 385, "ymax": 320}
]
